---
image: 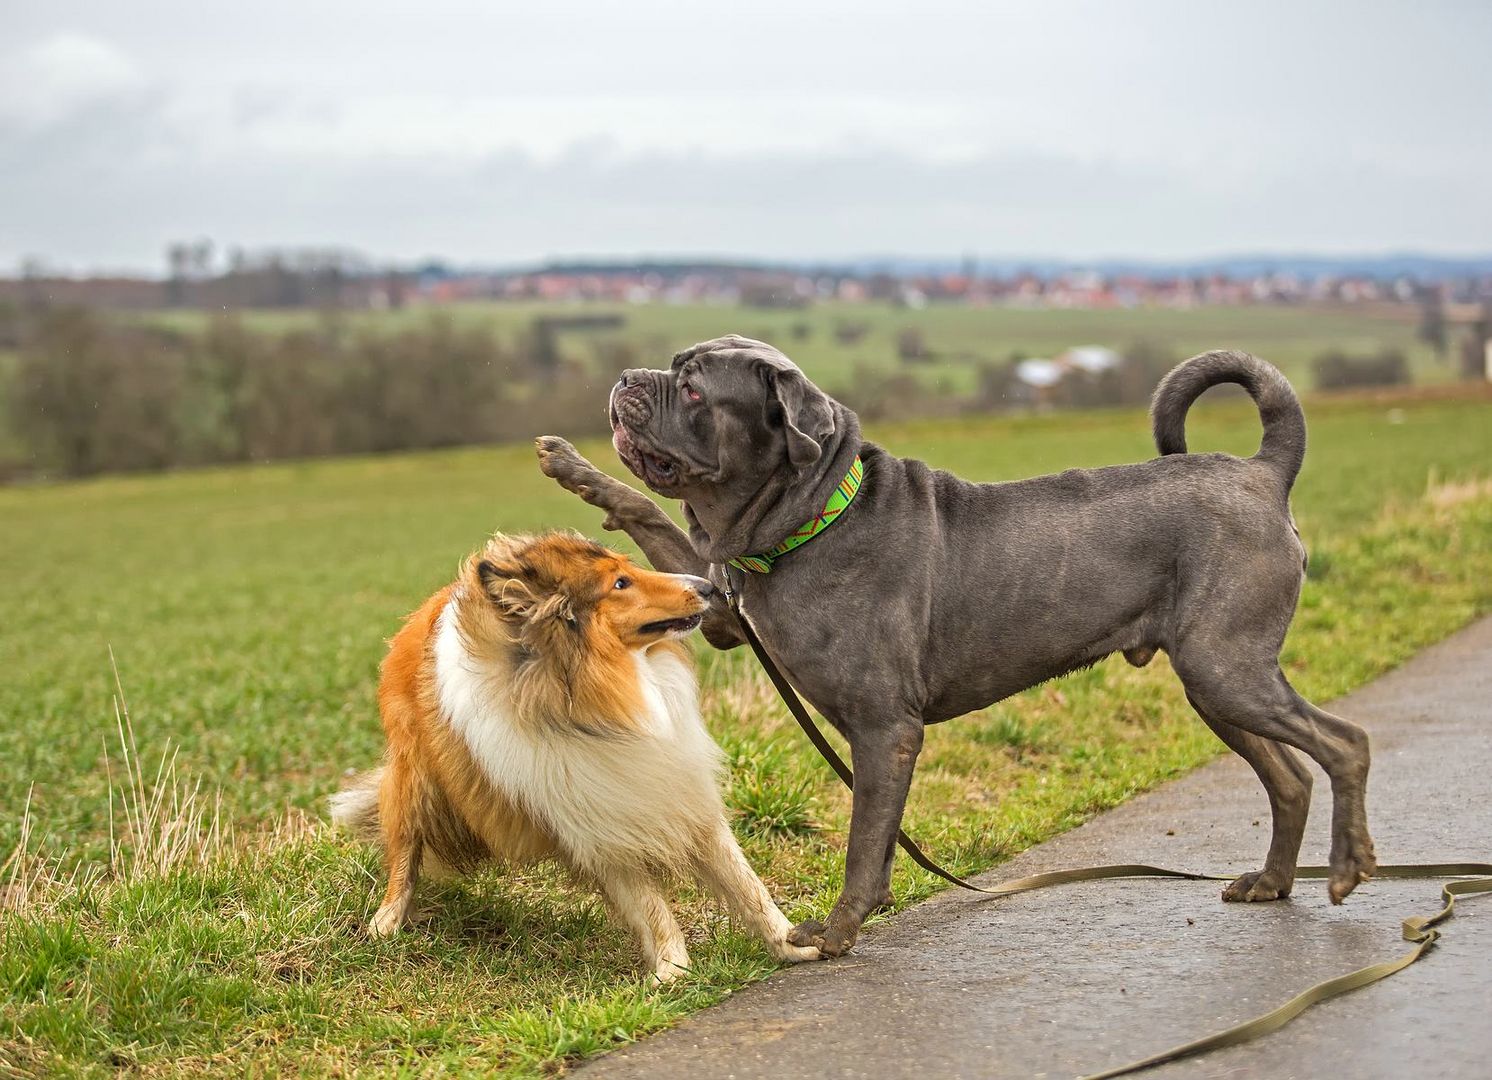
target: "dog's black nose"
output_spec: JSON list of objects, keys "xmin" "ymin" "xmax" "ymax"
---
[{"xmin": 687, "ymin": 576, "xmax": 717, "ymax": 599}]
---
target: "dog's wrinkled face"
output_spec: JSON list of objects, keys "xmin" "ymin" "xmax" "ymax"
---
[{"xmin": 608, "ymin": 335, "xmax": 836, "ymax": 496}]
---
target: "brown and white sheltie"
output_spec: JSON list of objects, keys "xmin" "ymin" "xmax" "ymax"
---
[{"xmin": 331, "ymin": 531, "xmax": 819, "ymax": 981}]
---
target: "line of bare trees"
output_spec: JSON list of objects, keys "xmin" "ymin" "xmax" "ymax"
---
[
  {"xmin": 3, "ymin": 307, "xmax": 620, "ymax": 481},
  {"xmin": 0, "ymin": 306, "xmax": 1186, "ymax": 482},
  {"xmin": 6, "ymin": 302, "xmax": 1450, "ymax": 484}
]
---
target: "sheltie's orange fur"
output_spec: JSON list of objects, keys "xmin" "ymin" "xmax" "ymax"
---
[{"xmin": 332, "ymin": 531, "xmax": 818, "ymax": 980}]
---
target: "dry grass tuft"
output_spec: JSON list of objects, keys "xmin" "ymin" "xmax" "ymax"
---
[
  {"xmin": 1425, "ymin": 473, "xmax": 1492, "ymax": 511},
  {"xmin": 2, "ymin": 653, "xmax": 231, "ymax": 914},
  {"xmin": 103, "ymin": 648, "xmax": 227, "ymax": 882},
  {"xmin": 0, "ymin": 787, "xmax": 46, "ymax": 914},
  {"xmin": 1, "ymin": 788, "xmax": 102, "ymax": 917}
]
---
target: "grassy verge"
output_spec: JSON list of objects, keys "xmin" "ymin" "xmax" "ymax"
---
[{"xmin": 3, "ymin": 392, "xmax": 1491, "ymax": 1075}]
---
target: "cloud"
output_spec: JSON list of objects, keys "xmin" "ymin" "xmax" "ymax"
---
[
  {"xmin": 1, "ymin": 5, "xmax": 1489, "ymax": 271},
  {"xmin": 0, "ymin": 33, "xmax": 150, "ymax": 130},
  {"xmin": 6, "ymin": 113, "xmax": 1487, "ymax": 273}
]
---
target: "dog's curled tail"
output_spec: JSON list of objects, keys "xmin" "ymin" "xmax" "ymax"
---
[
  {"xmin": 328, "ymin": 768, "xmax": 383, "ymax": 841},
  {"xmin": 1151, "ymin": 350, "xmax": 1306, "ymax": 489}
]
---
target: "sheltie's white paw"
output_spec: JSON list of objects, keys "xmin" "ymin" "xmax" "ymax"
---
[
  {"xmin": 650, "ymin": 956, "xmax": 690, "ymax": 986},
  {"xmin": 774, "ymin": 940, "xmax": 823, "ymax": 964},
  {"xmin": 368, "ymin": 903, "xmax": 406, "ymax": 938}
]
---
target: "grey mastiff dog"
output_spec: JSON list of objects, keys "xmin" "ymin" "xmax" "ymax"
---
[{"xmin": 535, "ymin": 335, "xmax": 1375, "ymax": 957}]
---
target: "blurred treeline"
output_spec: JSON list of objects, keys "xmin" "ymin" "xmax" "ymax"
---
[
  {"xmin": 0, "ymin": 302, "xmax": 1439, "ymax": 483},
  {"xmin": 1, "ymin": 305, "xmax": 621, "ymax": 481},
  {"xmin": 0, "ymin": 303, "xmax": 1177, "ymax": 483}
]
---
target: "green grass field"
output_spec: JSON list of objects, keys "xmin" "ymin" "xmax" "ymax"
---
[
  {"xmin": 137, "ymin": 299, "xmax": 1453, "ymax": 397},
  {"xmin": 3, "ymin": 389, "xmax": 1491, "ymax": 1075}
]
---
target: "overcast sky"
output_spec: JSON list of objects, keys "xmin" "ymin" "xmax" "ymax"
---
[{"xmin": 3, "ymin": 1, "xmax": 1489, "ymax": 273}]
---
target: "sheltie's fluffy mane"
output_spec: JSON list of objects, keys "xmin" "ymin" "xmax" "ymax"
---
[{"xmin": 332, "ymin": 530, "xmax": 724, "ymax": 879}]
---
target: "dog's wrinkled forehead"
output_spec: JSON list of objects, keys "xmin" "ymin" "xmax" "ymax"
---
[{"xmin": 670, "ymin": 334, "xmax": 803, "ymax": 379}]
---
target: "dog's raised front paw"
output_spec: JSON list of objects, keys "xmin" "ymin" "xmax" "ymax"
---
[
  {"xmin": 1222, "ymin": 868, "xmax": 1293, "ymax": 903},
  {"xmin": 536, "ymin": 436, "xmax": 605, "ymax": 494},
  {"xmin": 535, "ymin": 435, "xmax": 641, "ymax": 529},
  {"xmin": 788, "ymin": 917, "xmax": 858, "ymax": 958}
]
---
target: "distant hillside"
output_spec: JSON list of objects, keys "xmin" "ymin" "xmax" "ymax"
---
[
  {"xmin": 461, "ymin": 252, "xmax": 1492, "ymax": 283},
  {"xmin": 806, "ymin": 253, "xmax": 1492, "ymax": 281}
]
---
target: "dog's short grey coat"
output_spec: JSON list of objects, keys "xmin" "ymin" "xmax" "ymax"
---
[{"xmin": 536, "ymin": 336, "xmax": 1375, "ymax": 956}]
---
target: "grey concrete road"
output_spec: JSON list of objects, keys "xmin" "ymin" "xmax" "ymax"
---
[{"xmin": 580, "ymin": 616, "xmax": 1492, "ymax": 1080}]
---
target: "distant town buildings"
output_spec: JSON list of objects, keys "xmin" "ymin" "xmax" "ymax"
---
[
  {"xmin": 411, "ymin": 265, "xmax": 1487, "ymax": 312},
  {"xmin": 2, "ymin": 249, "xmax": 1490, "ymax": 315}
]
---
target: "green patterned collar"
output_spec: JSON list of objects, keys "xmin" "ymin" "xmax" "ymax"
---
[{"xmin": 727, "ymin": 456, "xmax": 864, "ymax": 574}]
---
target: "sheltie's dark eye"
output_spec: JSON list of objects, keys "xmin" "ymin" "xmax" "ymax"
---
[{"xmin": 613, "ymin": 576, "xmax": 631, "ymax": 590}]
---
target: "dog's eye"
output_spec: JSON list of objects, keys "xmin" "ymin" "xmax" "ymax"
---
[
  {"xmin": 613, "ymin": 576, "xmax": 631, "ymax": 590},
  {"xmin": 681, "ymin": 382, "xmax": 702, "ymax": 403}
]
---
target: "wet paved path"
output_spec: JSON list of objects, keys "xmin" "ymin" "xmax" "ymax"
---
[{"xmin": 579, "ymin": 616, "xmax": 1492, "ymax": 1079}]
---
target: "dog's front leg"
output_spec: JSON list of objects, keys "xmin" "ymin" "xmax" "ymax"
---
[
  {"xmin": 790, "ymin": 717, "xmax": 924, "ymax": 957},
  {"xmin": 595, "ymin": 866, "xmax": 692, "ymax": 984},
  {"xmin": 691, "ymin": 822, "xmax": 821, "ymax": 964},
  {"xmin": 535, "ymin": 436, "xmax": 742, "ymax": 648}
]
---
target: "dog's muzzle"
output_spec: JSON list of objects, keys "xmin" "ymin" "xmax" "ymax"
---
[
  {"xmin": 610, "ymin": 376, "xmax": 654, "ymax": 431},
  {"xmin": 610, "ymin": 375, "xmax": 682, "ymax": 488}
]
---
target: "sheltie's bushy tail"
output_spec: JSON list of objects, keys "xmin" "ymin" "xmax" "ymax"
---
[{"xmin": 328, "ymin": 768, "xmax": 383, "ymax": 842}]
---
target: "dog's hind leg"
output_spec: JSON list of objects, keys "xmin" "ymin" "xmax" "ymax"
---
[
  {"xmin": 369, "ymin": 762, "xmax": 423, "ymax": 937},
  {"xmin": 1291, "ymin": 691, "xmax": 1375, "ymax": 901},
  {"xmin": 1175, "ymin": 661, "xmax": 1374, "ymax": 903},
  {"xmin": 690, "ymin": 822, "xmax": 820, "ymax": 964},
  {"xmin": 595, "ymin": 868, "xmax": 691, "ymax": 984},
  {"xmin": 1186, "ymin": 693, "xmax": 1312, "ymax": 901}
]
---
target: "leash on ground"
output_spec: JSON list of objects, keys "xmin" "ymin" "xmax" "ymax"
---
[{"xmin": 721, "ymin": 581, "xmax": 1492, "ymax": 1080}]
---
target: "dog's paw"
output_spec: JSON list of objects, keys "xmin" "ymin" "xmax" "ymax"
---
[
  {"xmin": 1222, "ymin": 869, "xmax": 1293, "ymax": 903},
  {"xmin": 367, "ymin": 903, "xmax": 405, "ymax": 938},
  {"xmin": 649, "ymin": 958, "xmax": 690, "ymax": 986},
  {"xmin": 787, "ymin": 918, "xmax": 825, "ymax": 948},
  {"xmin": 535, "ymin": 436, "xmax": 604, "ymax": 492},
  {"xmin": 788, "ymin": 918, "xmax": 857, "ymax": 958},
  {"xmin": 1328, "ymin": 837, "xmax": 1377, "ymax": 904},
  {"xmin": 773, "ymin": 940, "xmax": 823, "ymax": 964},
  {"xmin": 535, "ymin": 435, "xmax": 639, "ymax": 528}
]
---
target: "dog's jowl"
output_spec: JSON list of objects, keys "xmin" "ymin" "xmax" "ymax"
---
[{"xmin": 537, "ymin": 336, "xmax": 1375, "ymax": 957}]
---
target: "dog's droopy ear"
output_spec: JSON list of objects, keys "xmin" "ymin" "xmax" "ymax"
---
[{"xmin": 767, "ymin": 368, "xmax": 836, "ymax": 470}]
